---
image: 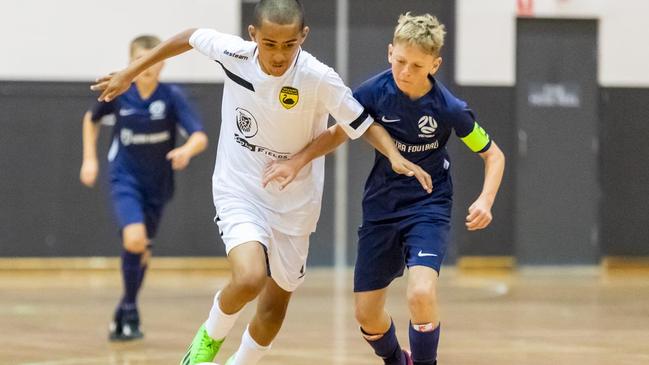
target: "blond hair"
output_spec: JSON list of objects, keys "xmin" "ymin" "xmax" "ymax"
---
[
  {"xmin": 393, "ymin": 12, "xmax": 446, "ymax": 56},
  {"xmin": 130, "ymin": 35, "xmax": 161, "ymax": 56}
]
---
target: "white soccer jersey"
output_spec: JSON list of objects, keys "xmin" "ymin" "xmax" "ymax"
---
[{"xmin": 190, "ymin": 29, "xmax": 373, "ymax": 235}]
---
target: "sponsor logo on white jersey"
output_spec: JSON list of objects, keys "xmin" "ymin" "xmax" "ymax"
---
[
  {"xmin": 234, "ymin": 134, "xmax": 290, "ymax": 159},
  {"xmin": 223, "ymin": 49, "xmax": 249, "ymax": 60},
  {"xmin": 418, "ymin": 116, "xmax": 437, "ymax": 138},
  {"xmin": 236, "ymin": 107, "xmax": 258, "ymax": 138}
]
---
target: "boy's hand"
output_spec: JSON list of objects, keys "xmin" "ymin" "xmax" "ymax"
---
[
  {"xmin": 466, "ymin": 197, "xmax": 493, "ymax": 231},
  {"xmin": 262, "ymin": 159, "xmax": 304, "ymax": 190},
  {"xmin": 80, "ymin": 159, "xmax": 99, "ymax": 187},
  {"xmin": 166, "ymin": 147, "xmax": 192, "ymax": 170},
  {"xmin": 390, "ymin": 156, "xmax": 433, "ymax": 194},
  {"xmin": 90, "ymin": 71, "xmax": 133, "ymax": 102}
]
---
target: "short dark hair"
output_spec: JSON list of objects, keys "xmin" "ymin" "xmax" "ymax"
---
[
  {"xmin": 130, "ymin": 35, "xmax": 161, "ymax": 55},
  {"xmin": 253, "ymin": 0, "xmax": 305, "ymax": 29}
]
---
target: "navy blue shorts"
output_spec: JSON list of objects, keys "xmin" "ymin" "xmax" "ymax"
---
[
  {"xmin": 110, "ymin": 180, "xmax": 167, "ymax": 239},
  {"xmin": 354, "ymin": 203, "xmax": 451, "ymax": 292}
]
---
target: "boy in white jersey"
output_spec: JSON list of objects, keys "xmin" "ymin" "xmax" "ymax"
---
[{"xmin": 91, "ymin": 1, "xmax": 431, "ymax": 364}]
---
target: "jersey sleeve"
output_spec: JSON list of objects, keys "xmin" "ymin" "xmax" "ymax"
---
[
  {"xmin": 169, "ymin": 85, "xmax": 205, "ymax": 135},
  {"xmin": 90, "ymin": 100, "xmax": 116, "ymax": 123},
  {"xmin": 318, "ymin": 69, "xmax": 373, "ymax": 140},
  {"xmin": 189, "ymin": 28, "xmax": 242, "ymax": 62},
  {"xmin": 450, "ymin": 101, "xmax": 492, "ymax": 153},
  {"xmin": 352, "ymin": 81, "xmax": 377, "ymax": 117}
]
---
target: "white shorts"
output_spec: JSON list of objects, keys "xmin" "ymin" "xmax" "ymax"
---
[{"xmin": 215, "ymin": 199, "xmax": 310, "ymax": 292}]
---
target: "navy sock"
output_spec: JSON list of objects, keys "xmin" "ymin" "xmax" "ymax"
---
[
  {"xmin": 362, "ymin": 320, "xmax": 405, "ymax": 365},
  {"xmin": 409, "ymin": 322, "xmax": 440, "ymax": 365},
  {"xmin": 119, "ymin": 250, "xmax": 142, "ymax": 310},
  {"xmin": 136, "ymin": 251, "xmax": 149, "ymax": 291},
  {"xmin": 137, "ymin": 263, "xmax": 148, "ymax": 291}
]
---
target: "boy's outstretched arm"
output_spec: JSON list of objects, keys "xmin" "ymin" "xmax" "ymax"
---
[
  {"xmin": 80, "ymin": 111, "xmax": 101, "ymax": 187},
  {"xmin": 262, "ymin": 124, "xmax": 348, "ymax": 189},
  {"xmin": 90, "ymin": 29, "xmax": 197, "ymax": 102},
  {"xmin": 166, "ymin": 131, "xmax": 209, "ymax": 171},
  {"xmin": 362, "ymin": 123, "xmax": 432, "ymax": 193},
  {"xmin": 465, "ymin": 141, "xmax": 505, "ymax": 231},
  {"xmin": 262, "ymin": 123, "xmax": 432, "ymax": 193}
]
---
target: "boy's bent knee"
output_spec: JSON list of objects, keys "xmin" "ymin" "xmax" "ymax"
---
[
  {"xmin": 122, "ymin": 224, "xmax": 149, "ymax": 253},
  {"xmin": 123, "ymin": 235, "xmax": 149, "ymax": 253},
  {"xmin": 231, "ymin": 271, "xmax": 266, "ymax": 300},
  {"xmin": 407, "ymin": 286, "xmax": 437, "ymax": 311},
  {"xmin": 355, "ymin": 305, "xmax": 383, "ymax": 328}
]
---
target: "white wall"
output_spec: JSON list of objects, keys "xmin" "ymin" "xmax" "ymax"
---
[
  {"xmin": 0, "ymin": 0, "xmax": 240, "ymax": 82},
  {"xmin": 456, "ymin": 0, "xmax": 649, "ymax": 87},
  {"xmin": 599, "ymin": 0, "xmax": 649, "ymax": 87},
  {"xmin": 456, "ymin": 0, "xmax": 517, "ymax": 86}
]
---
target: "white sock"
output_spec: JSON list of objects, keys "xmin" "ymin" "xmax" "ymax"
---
[
  {"xmin": 231, "ymin": 326, "xmax": 271, "ymax": 365},
  {"xmin": 204, "ymin": 291, "xmax": 242, "ymax": 340}
]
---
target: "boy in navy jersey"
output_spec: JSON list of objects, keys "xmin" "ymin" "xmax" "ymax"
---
[
  {"xmin": 265, "ymin": 12, "xmax": 505, "ymax": 365},
  {"xmin": 80, "ymin": 35, "xmax": 208, "ymax": 341}
]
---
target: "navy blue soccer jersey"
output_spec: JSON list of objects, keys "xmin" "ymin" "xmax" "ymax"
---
[
  {"xmin": 353, "ymin": 69, "xmax": 491, "ymax": 221},
  {"xmin": 91, "ymin": 83, "xmax": 204, "ymax": 200}
]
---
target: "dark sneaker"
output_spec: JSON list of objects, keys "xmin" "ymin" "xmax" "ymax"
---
[{"xmin": 109, "ymin": 307, "xmax": 144, "ymax": 341}]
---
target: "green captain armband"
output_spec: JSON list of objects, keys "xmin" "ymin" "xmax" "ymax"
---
[{"xmin": 460, "ymin": 122, "xmax": 491, "ymax": 152}]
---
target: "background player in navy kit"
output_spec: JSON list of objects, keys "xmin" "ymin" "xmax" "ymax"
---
[
  {"xmin": 265, "ymin": 12, "xmax": 505, "ymax": 365},
  {"xmin": 80, "ymin": 35, "xmax": 208, "ymax": 341}
]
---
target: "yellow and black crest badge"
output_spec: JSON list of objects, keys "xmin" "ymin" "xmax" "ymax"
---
[{"xmin": 279, "ymin": 86, "xmax": 299, "ymax": 109}]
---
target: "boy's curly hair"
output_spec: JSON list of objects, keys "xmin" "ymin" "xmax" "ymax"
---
[{"xmin": 393, "ymin": 12, "xmax": 446, "ymax": 56}]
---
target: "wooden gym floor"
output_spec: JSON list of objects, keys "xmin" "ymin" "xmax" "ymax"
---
[{"xmin": 1, "ymin": 266, "xmax": 648, "ymax": 365}]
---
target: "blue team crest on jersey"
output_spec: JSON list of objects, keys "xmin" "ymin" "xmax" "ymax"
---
[
  {"xmin": 149, "ymin": 100, "xmax": 167, "ymax": 120},
  {"xmin": 279, "ymin": 86, "xmax": 299, "ymax": 109},
  {"xmin": 236, "ymin": 107, "xmax": 258, "ymax": 138},
  {"xmin": 417, "ymin": 116, "xmax": 437, "ymax": 138}
]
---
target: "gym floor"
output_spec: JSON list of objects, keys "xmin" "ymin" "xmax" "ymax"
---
[{"xmin": 2, "ymin": 266, "xmax": 648, "ymax": 365}]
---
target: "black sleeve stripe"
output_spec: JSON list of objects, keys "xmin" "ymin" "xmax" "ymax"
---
[
  {"xmin": 215, "ymin": 60, "xmax": 255, "ymax": 92},
  {"xmin": 349, "ymin": 109, "xmax": 369, "ymax": 130}
]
